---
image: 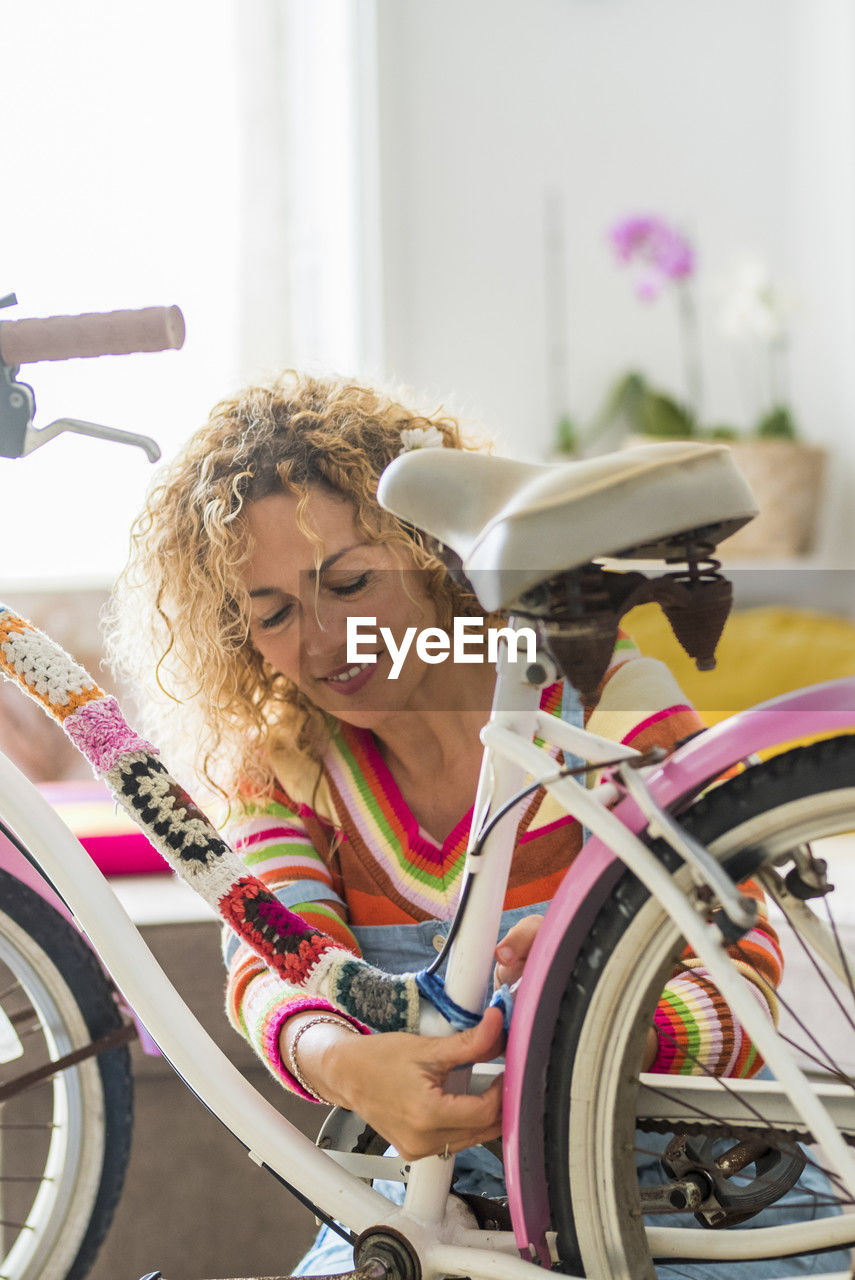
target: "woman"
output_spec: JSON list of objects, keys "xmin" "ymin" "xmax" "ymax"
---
[{"xmin": 108, "ymin": 373, "xmax": 827, "ymax": 1278}]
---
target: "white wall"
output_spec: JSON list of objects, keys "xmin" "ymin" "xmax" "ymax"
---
[{"xmin": 366, "ymin": 0, "xmax": 855, "ymax": 560}]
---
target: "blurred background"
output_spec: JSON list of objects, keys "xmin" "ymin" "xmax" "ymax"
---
[
  {"xmin": 3, "ymin": 3, "xmax": 855, "ymax": 1274},
  {"xmin": 4, "ymin": 0, "xmax": 855, "ymax": 586},
  {"xmin": 5, "ymin": 0, "xmax": 855, "ymax": 775}
]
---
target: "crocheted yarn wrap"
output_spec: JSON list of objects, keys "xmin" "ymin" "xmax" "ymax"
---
[{"xmin": 0, "ymin": 604, "xmax": 421, "ymax": 1034}]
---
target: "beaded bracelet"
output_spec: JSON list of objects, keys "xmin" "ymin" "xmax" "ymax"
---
[{"xmin": 286, "ymin": 1014, "xmax": 362, "ymax": 1104}]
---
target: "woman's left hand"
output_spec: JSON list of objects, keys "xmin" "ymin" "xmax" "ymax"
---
[
  {"xmin": 494, "ymin": 912, "xmax": 659, "ymax": 1068},
  {"xmin": 493, "ymin": 913, "xmax": 543, "ymax": 988}
]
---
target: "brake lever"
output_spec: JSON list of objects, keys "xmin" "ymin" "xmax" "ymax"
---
[
  {"xmin": 1, "ymin": 355, "xmax": 161, "ymax": 463},
  {"xmin": 22, "ymin": 418, "xmax": 161, "ymax": 463}
]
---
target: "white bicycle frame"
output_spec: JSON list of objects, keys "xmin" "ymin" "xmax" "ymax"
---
[{"xmin": 4, "ymin": 628, "xmax": 855, "ymax": 1279}]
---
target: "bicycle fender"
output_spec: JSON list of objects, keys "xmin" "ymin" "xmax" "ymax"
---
[
  {"xmin": 503, "ymin": 675, "xmax": 855, "ymax": 1264},
  {"xmin": 629, "ymin": 676, "xmax": 855, "ymax": 818},
  {"xmin": 503, "ymin": 838, "xmax": 623, "ymax": 1266}
]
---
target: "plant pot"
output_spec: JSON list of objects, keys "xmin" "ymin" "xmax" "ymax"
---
[{"xmin": 719, "ymin": 440, "xmax": 827, "ymax": 559}]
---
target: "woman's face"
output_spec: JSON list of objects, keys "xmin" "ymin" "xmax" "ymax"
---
[{"xmin": 241, "ymin": 486, "xmax": 440, "ymax": 726}]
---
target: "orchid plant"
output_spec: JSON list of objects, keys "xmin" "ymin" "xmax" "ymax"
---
[
  {"xmin": 714, "ymin": 254, "xmax": 798, "ymax": 441},
  {"xmin": 611, "ymin": 215, "xmax": 702, "ymax": 425},
  {"xmin": 559, "ymin": 214, "xmax": 799, "ymax": 452}
]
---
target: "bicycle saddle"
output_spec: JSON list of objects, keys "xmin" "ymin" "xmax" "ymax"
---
[{"xmin": 377, "ymin": 440, "xmax": 757, "ymax": 611}]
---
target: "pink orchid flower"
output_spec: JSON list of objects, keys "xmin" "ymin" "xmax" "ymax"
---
[{"xmin": 610, "ymin": 215, "xmax": 695, "ymax": 300}]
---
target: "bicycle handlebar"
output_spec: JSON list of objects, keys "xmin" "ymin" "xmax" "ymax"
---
[{"xmin": 0, "ymin": 305, "xmax": 185, "ymax": 366}]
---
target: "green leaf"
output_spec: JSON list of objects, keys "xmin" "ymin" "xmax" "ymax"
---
[
  {"xmin": 640, "ymin": 389, "xmax": 696, "ymax": 438},
  {"xmin": 754, "ymin": 405, "xmax": 799, "ymax": 440},
  {"xmin": 703, "ymin": 424, "xmax": 740, "ymax": 441},
  {"xmin": 554, "ymin": 413, "xmax": 579, "ymax": 454},
  {"xmin": 588, "ymin": 370, "xmax": 649, "ymax": 442}
]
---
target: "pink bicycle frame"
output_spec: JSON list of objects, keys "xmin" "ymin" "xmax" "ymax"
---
[{"xmin": 503, "ymin": 677, "xmax": 855, "ymax": 1266}]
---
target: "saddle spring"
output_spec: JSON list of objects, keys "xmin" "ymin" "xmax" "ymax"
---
[{"xmin": 516, "ymin": 535, "xmax": 733, "ymax": 704}]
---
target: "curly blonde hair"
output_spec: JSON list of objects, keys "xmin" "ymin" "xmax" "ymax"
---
[{"xmin": 105, "ymin": 372, "xmax": 487, "ymax": 801}]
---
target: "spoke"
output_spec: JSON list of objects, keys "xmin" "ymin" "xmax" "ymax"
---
[
  {"xmin": 18, "ymin": 1018, "xmax": 45, "ymax": 1039},
  {"xmin": 824, "ymin": 893, "xmax": 855, "ymax": 1010},
  {"xmin": 0, "ymin": 1176, "xmax": 51, "ymax": 1183},
  {"xmin": 748, "ymin": 895, "xmax": 855, "ymax": 1052},
  {"xmin": 0, "ymin": 979, "xmax": 22, "ymax": 1003},
  {"xmin": 775, "ymin": 1030, "xmax": 855, "ymax": 1087},
  {"xmin": 652, "ymin": 1022, "xmax": 772, "ymax": 1128},
  {"xmin": 7, "ymin": 1007, "xmax": 39, "ymax": 1029},
  {"xmin": 641, "ymin": 1027, "xmax": 853, "ymax": 1200},
  {"xmin": 0, "ymin": 1123, "xmax": 58, "ymax": 1130},
  {"xmin": 0, "ymin": 1072, "xmax": 51, "ymax": 1090},
  {"xmin": 764, "ymin": 988, "xmax": 847, "ymax": 1080},
  {"xmin": 640, "ymin": 1078, "xmax": 759, "ymax": 1129}
]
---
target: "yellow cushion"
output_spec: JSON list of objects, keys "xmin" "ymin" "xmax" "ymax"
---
[{"xmin": 625, "ymin": 604, "xmax": 855, "ymax": 739}]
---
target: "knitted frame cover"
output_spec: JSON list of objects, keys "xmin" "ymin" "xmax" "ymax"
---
[{"xmin": 0, "ymin": 605, "xmax": 420, "ymax": 1034}]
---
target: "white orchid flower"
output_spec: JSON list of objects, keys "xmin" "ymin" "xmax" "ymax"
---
[{"xmin": 716, "ymin": 255, "xmax": 794, "ymax": 344}]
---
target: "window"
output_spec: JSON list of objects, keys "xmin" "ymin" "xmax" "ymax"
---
[{"xmin": 1, "ymin": 0, "xmax": 242, "ymax": 585}]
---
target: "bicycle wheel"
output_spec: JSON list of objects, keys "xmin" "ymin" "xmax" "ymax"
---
[
  {"xmin": 545, "ymin": 734, "xmax": 855, "ymax": 1278},
  {"xmin": 0, "ymin": 866, "xmax": 133, "ymax": 1280}
]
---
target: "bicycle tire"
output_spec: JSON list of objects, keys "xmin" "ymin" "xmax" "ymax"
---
[
  {"xmin": 544, "ymin": 734, "xmax": 855, "ymax": 1278},
  {"xmin": 0, "ymin": 866, "xmax": 133, "ymax": 1280}
]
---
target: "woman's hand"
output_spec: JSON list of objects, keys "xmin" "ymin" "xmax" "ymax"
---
[
  {"xmin": 493, "ymin": 915, "xmax": 660, "ymax": 1068},
  {"xmin": 281, "ymin": 1007, "xmax": 505, "ymax": 1163},
  {"xmin": 494, "ymin": 913, "xmax": 543, "ymax": 988}
]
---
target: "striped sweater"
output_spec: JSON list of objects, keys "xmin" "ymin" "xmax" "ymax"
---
[{"xmin": 223, "ymin": 646, "xmax": 783, "ymax": 1097}]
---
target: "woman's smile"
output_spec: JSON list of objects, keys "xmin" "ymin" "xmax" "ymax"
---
[{"xmin": 317, "ymin": 658, "xmax": 379, "ymax": 695}]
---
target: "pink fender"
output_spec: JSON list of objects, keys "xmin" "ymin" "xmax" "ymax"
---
[{"xmin": 502, "ymin": 677, "xmax": 855, "ymax": 1266}]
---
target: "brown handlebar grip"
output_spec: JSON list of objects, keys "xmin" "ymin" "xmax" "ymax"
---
[{"xmin": 0, "ymin": 305, "xmax": 186, "ymax": 365}]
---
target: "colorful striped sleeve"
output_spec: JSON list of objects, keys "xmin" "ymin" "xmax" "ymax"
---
[
  {"xmin": 222, "ymin": 791, "xmax": 368, "ymax": 1100},
  {"xmin": 593, "ymin": 646, "xmax": 783, "ymax": 1079},
  {"xmin": 652, "ymin": 880, "xmax": 783, "ymax": 1078},
  {"xmin": 588, "ymin": 645, "xmax": 704, "ymax": 755}
]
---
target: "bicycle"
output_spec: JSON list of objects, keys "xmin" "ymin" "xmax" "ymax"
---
[{"xmin": 1, "ymin": 299, "xmax": 855, "ymax": 1280}]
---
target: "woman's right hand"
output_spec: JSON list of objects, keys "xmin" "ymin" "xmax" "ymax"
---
[{"xmin": 281, "ymin": 1008, "xmax": 505, "ymax": 1162}]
